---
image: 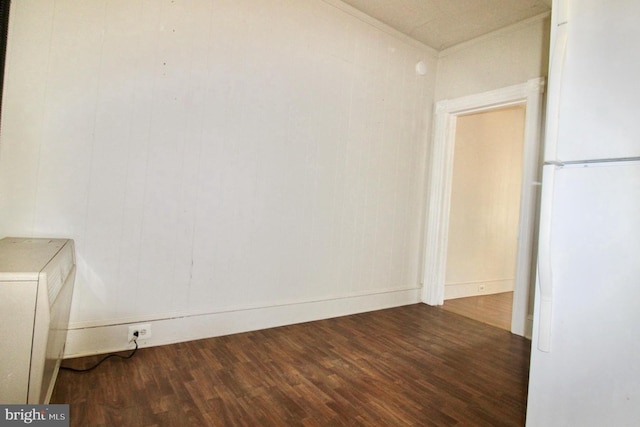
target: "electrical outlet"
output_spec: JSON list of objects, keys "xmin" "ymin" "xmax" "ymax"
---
[{"xmin": 128, "ymin": 324, "xmax": 151, "ymax": 342}]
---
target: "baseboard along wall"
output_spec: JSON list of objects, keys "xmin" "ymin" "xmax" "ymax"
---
[
  {"xmin": 64, "ymin": 287, "xmax": 422, "ymax": 358},
  {"xmin": 444, "ymin": 279, "xmax": 514, "ymax": 300}
]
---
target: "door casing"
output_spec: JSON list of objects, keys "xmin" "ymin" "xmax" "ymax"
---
[{"xmin": 421, "ymin": 77, "xmax": 545, "ymax": 338}]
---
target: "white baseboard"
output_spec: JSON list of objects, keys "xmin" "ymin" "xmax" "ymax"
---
[
  {"xmin": 63, "ymin": 287, "xmax": 421, "ymax": 358},
  {"xmin": 444, "ymin": 279, "xmax": 514, "ymax": 300}
]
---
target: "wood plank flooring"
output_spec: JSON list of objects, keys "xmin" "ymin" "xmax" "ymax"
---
[
  {"xmin": 51, "ymin": 303, "xmax": 531, "ymax": 426},
  {"xmin": 442, "ymin": 292, "xmax": 514, "ymax": 331}
]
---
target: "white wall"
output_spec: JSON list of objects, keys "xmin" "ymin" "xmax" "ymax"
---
[
  {"xmin": 0, "ymin": 0, "xmax": 437, "ymax": 356},
  {"xmin": 445, "ymin": 106, "xmax": 525, "ymax": 299},
  {"xmin": 435, "ymin": 14, "xmax": 550, "ymax": 101},
  {"xmin": 433, "ymin": 14, "xmax": 549, "ymax": 315}
]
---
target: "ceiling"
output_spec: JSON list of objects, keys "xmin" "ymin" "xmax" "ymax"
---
[{"xmin": 339, "ymin": 0, "xmax": 551, "ymax": 50}]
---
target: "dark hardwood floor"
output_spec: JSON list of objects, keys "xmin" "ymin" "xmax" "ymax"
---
[
  {"xmin": 52, "ymin": 303, "xmax": 531, "ymax": 426},
  {"xmin": 442, "ymin": 292, "xmax": 514, "ymax": 331}
]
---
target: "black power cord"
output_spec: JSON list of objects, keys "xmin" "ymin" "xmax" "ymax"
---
[{"xmin": 60, "ymin": 332, "xmax": 139, "ymax": 373}]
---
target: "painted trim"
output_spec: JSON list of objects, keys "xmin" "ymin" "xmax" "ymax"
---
[
  {"xmin": 67, "ymin": 285, "xmax": 420, "ymax": 329},
  {"xmin": 64, "ymin": 287, "xmax": 421, "ymax": 358},
  {"xmin": 421, "ymin": 77, "xmax": 545, "ymax": 338},
  {"xmin": 511, "ymin": 78, "xmax": 546, "ymax": 338},
  {"xmin": 444, "ymin": 279, "xmax": 515, "ymax": 300},
  {"xmin": 320, "ymin": 0, "xmax": 438, "ymax": 57},
  {"xmin": 438, "ymin": 12, "xmax": 551, "ymax": 58}
]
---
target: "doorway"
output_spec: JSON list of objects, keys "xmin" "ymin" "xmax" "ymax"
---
[
  {"xmin": 442, "ymin": 105, "xmax": 525, "ymax": 331},
  {"xmin": 422, "ymin": 78, "xmax": 545, "ymax": 338}
]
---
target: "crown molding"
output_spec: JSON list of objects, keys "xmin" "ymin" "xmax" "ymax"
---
[
  {"xmin": 439, "ymin": 11, "xmax": 551, "ymax": 58},
  {"xmin": 320, "ymin": 0, "xmax": 439, "ymax": 57}
]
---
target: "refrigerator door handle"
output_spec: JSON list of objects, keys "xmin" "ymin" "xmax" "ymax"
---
[
  {"xmin": 537, "ymin": 165, "xmax": 556, "ymax": 352},
  {"xmin": 536, "ymin": 1, "xmax": 569, "ymax": 353},
  {"xmin": 543, "ymin": 17, "xmax": 568, "ymax": 161}
]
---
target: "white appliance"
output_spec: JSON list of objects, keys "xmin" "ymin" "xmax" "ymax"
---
[
  {"xmin": 527, "ymin": 0, "xmax": 640, "ymax": 425},
  {"xmin": 0, "ymin": 238, "xmax": 76, "ymax": 404}
]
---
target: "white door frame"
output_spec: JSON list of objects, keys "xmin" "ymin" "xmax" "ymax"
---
[{"xmin": 422, "ymin": 77, "xmax": 545, "ymax": 337}]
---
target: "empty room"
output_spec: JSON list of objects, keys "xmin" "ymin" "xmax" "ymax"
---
[{"xmin": 1, "ymin": 0, "xmax": 639, "ymax": 426}]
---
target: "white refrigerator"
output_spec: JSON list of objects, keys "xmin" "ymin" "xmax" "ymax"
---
[{"xmin": 526, "ymin": 0, "xmax": 640, "ymax": 425}]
